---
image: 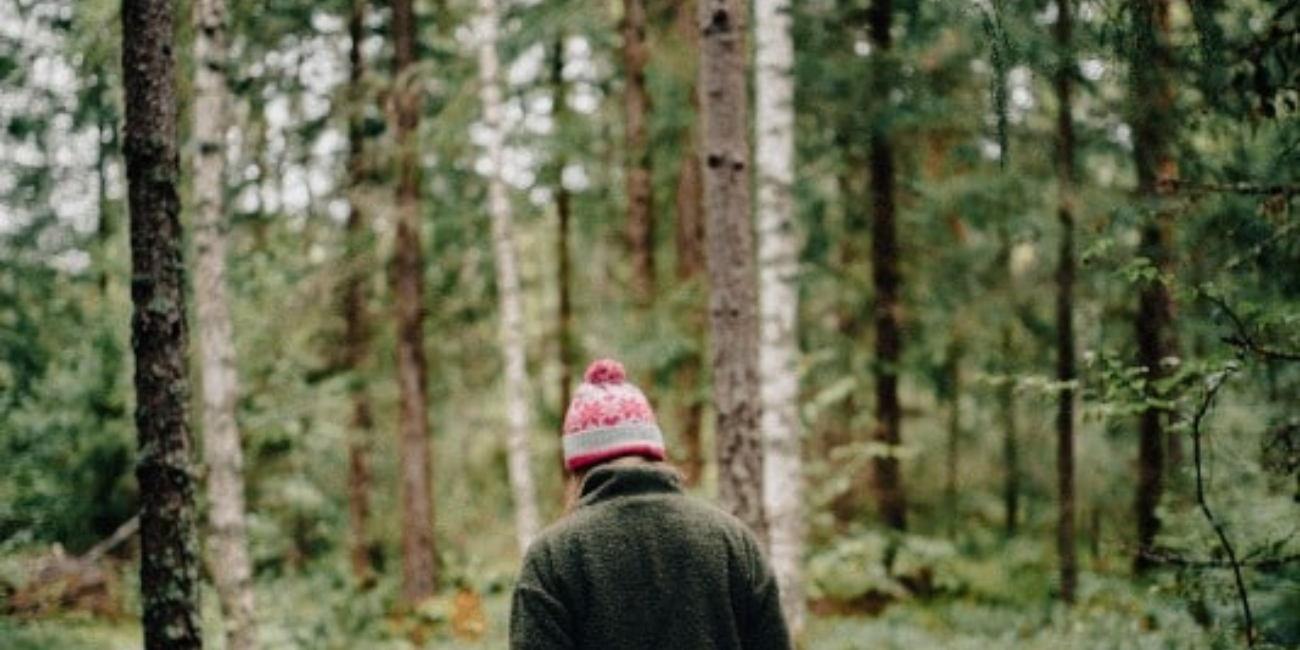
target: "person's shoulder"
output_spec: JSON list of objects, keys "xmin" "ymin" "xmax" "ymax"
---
[{"xmin": 670, "ymin": 492, "xmax": 765, "ymax": 545}]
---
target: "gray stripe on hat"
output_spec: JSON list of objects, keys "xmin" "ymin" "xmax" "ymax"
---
[{"xmin": 563, "ymin": 423, "xmax": 664, "ymax": 459}]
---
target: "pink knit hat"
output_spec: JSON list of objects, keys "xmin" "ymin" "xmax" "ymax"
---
[{"xmin": 562, "ymin": 359, "xmax": 666, "ymax": 472}]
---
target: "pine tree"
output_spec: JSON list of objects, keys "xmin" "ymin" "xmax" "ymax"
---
[
  {"xmin": 698, "ymin": 0, "xmax": 766, "ymax": 538},
  {"xmin": 390, "ymin": 0, "xmax": 437, "ymax": 603},
  {"xmin": 671, "ymin": 0, "xmax": 708, "ymax": 488},
  {"xmin": 867, "ymin": 0, "xmax": 906, "ymax": 531},
  {"xmin": 343, "ymin": 0, "xmax": 377, "ymax": 588},
  {"xmin": 1130, "ymin": 0, "xmax": 1179, "ymax": 576},
  {"xmin": 622, "ymin": 0, "xmax": 656, "ymax": 305},
  {"xmin": 122, "ymin": 0, "xmax": 203, "ymax": 644},
  {"xmin": 1053, "ymin": 0, "xmax": 1080, "ymax": 604}
]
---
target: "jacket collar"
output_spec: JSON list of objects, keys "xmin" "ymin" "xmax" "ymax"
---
[{"xmin": 577, "ymin": 463, "xmax": 682, "ymax": 508}]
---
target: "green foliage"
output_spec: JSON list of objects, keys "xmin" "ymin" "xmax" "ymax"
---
[
  {"xmin": 2, "ymin": 0, "xmax": 1296, "ymax": 648},
  {"xmin": 807, "ymin": 529, "xmax": 963, "ymax": 605},
  {"xmin": 805, "ymin": 570, "xmax": 1226, "ymax": 649},
  {"xmin": 0, "ymin": 617, "xmax": 140, "ymax": 650}
]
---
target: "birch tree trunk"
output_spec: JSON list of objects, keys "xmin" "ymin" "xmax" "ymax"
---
[
  {"xmin": 193, "ymin": 0, "xmax": 257, "ymax": 644},
  {"xmin": 122, "ymin": 0, "xmax": 203, "ymax": 645},
  {"xmin": 476, "ymin": 0, "xmax": 540, "ymax": 553},
  {"xmin": 1053, "ymin": 0, "xmax": 1079, "ymax": 604},
  {"xmin": 343, "ymin": 0, "xmax": 376, "ymax": 588},
  {"xmin": 390, "ymin": 0, "xmax": 437, "ymax": 603},
  {"xmin": 754, "ymin": 0, "xmax": 805, "ymax": 632},
  {"xmin": 698, "ymin": 0, "xmax": 765, "ymax": 540},
  {"xmin": 622, "ymin": 0, "xmax": 656, "ymax": 305}
]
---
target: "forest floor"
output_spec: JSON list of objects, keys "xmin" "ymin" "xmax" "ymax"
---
[{"xmin": 3, "ymin": 560, "xmax": 1264, "ymax": 650}]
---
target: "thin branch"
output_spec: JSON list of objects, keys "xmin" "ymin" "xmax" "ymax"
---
[
  {"xmin": 1204, "ymin": 294, "xmax": 1300, "ymax": 362},
  {"xmin": 1141, "ymin": 549, "xmax": 1300, "ymax": 570},
  {"xmin": 1190, "ymin": 368, "xmax": 1257, "ymax": 647},
  {"xmin": 80, "ymin": 515, "xmax": 140, "ymax": 564},
  {"xmin": 1162, "ymin": 179, "xmax": 1299, "ymax": 196}
]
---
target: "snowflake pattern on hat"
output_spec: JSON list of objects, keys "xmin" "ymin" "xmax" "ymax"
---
[{"xmin": 562, "ymin": 359, "xmax": 665, "ymax": 471}]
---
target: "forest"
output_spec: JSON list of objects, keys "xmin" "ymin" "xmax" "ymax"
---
[{"xmin": 0, "ymin": 0, "xmax": 1296, "ymax": 648}]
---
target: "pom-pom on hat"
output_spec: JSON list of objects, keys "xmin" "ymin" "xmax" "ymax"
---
[{"xmin": 562, "ymin": 359, "xmax": 665, "ymax": 472}]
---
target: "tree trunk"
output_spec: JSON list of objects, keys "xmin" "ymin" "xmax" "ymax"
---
[
  {"xmin": 1053, "ymin": 0, "xmax": 1079, "ymax": 604},
  {"xmin": 476, "ymin": 0, "xmax": 541, "ymax": 553},
  {"xmin": 698, "ymin": 0, "xmax": 765, "ymax": 539},
  {"xmin": 1131, "ymin": 0, "xmax": 1178, "ymax": 576},
  {"xmin": 94, "ymin": 69, "xmax": 119, "ymax": 296},
  {"xmin": 121, "ymin": 0, "xmax": 203, "ymax": 646},
  {"xmin": 943, "ymin": 341, "xmax": 962, "ymax": 538},
  {"xmin": 999, "ymin": 325, "xmax": 1021, "ymax": 537},
  {"xmin": 193, "ymin": 0, "xmax": 257, "ymax": 644},
  {"xmin": 828, "ymin": 155, "xmax": 869, "ymax": 528},
  {"xmin": 867, "ymin": 0, "xmax": 906, "ymax": 532},
  {"xmin": 391, "ymin": 0, "xmax": 437, "ymax": 603},
  {"xmin": 344, "ymin": 0, "xmax": 376, "ymax": 588},
  {"xmin": 673, "ymin": 0, "xmax": 707, "ymax": 489},
  {"xmin": 755, "ymin": 0, "xmax": 805, "ymax": 631},
  {"xmin": 622, "ymin": 0, "xmax": 656, "ymax": 305},
  {"xmin": 551, "ymin": 36, "xmax": 577, "ymax": 480}
]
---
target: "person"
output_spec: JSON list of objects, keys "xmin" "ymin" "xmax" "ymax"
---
[{"xmin": 509, "ymin": 358, "xmax": 793, "ymax": 650}]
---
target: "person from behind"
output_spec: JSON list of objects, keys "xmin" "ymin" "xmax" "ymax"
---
[{"xmin": 509, "ymin": 358, "xmax": 793, "ymax": 650}]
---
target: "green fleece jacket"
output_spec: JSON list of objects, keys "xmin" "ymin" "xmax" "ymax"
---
[{"xmin": 509, "ymin": 464, "xmax": 792, "ymax": 650}]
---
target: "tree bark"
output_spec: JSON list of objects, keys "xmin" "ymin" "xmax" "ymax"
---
[
  {"xmin": 698, "ymin": 0, "xmax": 765, "ymax": 539},
  {"xmin": 867, "ymin": 0, "xmax": 906, "ymax": 532},
  {"xmin": 193, "ymin": 0, "xmax": 257, "ymax": 643},
  {"xmin": 943, "ymin": 341, "xmax": 962, "ymax": 538},
  {"xmin": 344, "ymin": 0, "xmax": 376, "ymax": 588},
  {"xmin": 476, "ymin": 0, "xmax": 541, "ymax": 553},
  {"xmin": 1053, "ymin": 0, "xmax": 1079, "ymax": 604},
  {"xmin": 1131, "ymin": 0, "xmax": 1179, "ymax": 576},
  {"xmin": 122, "ymin": 0, "xmax": 203, "ymax": 645},
  {"xmin": 1000, "ymin": 327, "xmax": 1021, "ymax": 537},
  {"xmin": 755, "ymin": 0, "xmax": 805, "ymax": 631},
  {"xmin": 551, "ymin": 36, "xmax": 577, "ymax": 480},
  {"xmin": 93, "ymin": 68, "xmax": 119, "ymax": 296},
  {"xmin": 622, "ymin": 0, "xmax": 656, "ymax": 305},
  {"xmin": 672, "ymin": 0, "xmax": 707, "ymax": 489},
  {"xmin": 390, "ymin": 0, "xmax": 437, "ymax": 603}
]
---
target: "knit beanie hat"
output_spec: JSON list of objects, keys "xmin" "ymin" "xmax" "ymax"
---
[{"xmin": 562, "ymin": 359, "xmax": 666, "ymax": 472}]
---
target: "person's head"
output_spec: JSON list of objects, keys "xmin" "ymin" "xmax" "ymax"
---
[{"xmin": 561, "ymin": 359, "xmax": 666, "ymax": 503}]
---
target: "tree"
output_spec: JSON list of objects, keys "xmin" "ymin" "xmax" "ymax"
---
[
  {"xmin": 754, "ymin": 0, "xmax": 805, "ymax": 632},
  {"xmin": 671, "ymin": 0, "xmax": 708, "ymax": 489},
  {"xmin": 550, "ymin": 35, "xmax": 577, "ymax": 446},
  {"xmin": 867, "ymin": 0, "xmax": 906, "ymax": 531},
  {"xmin": 474, "ymin": 0, "xmax": 540, "ymax": 553},
  {"xmin": 1052, "ymin": 0, "xmax": 1079, "ymax": 604},
  {"xmin": 121, "ymin": 0, "xmax": 203, "ymax": 645},
  {"xmin": 192, "ymin": 0, "xmax": 257, "ymax": 642},
  {"xmin": 1130, "ymin": 0, "xmax": 1179, "ymax": 576},
  {"xmin": 698, "ymin": 0, "xmax": 765, "ymax": 539},
  {"xmin": 342, "ymin": 0, "xmax": 377, "ymax": 587},
  {"xmin": 622, "ymin": 0, "xmax": 656, "ymax": 305},
  {"xmin": 390, "ymin": 0, "xmax": 437, "ymax": 603}
]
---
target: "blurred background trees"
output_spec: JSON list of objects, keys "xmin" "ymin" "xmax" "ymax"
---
[{"xmin": 1, "ymin": 0, "xmax": 1295, "ymax": 648}]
